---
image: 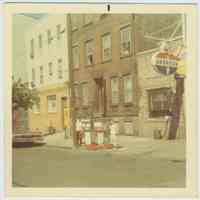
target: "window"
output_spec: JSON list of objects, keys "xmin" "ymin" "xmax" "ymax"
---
[
  {"xmin": 102, "ymin": 34, "xmax": 111, "ymax": 62},
  {"xmin": 47, "ymin": 95, "xmax": 57, "ymax": 113},
  {"xmin": 57, "ymin": 59, "xmax": 63, "ymax": 79},
  {"xmin": 47, "ymin": 29, "xmax": 52, "ymax": 45},
  {"xmin": 32, "ymin": 68, "xmax": 36, "ymax": 83},
  {"xmin": 111, "ymin": 77, "xmax": 119, "ymax": 105},
  {"xmin": 71, "ymin": 15, "xmax": 79, "ymax": 31},
  {"xmin": 120, "ymin": 26, "xmax": 131, "ymax": 57},
  {"xmin": 33, "ymin": 99, "xmax": 40, "ymax": 113},
  {"xmin": 30, "ymin": 39, "xmax": 34, "ymax": 59},
  {"xmin": 38, "ymin": 34, "xmax": 42, "ymax": 48},
  {"xmin": 85, "ymin": 40, "xmax": 93, "ymax": 65},
  {"xmin": 56, "ymin": 24, "xmax": 61, "ymax": 40},
  {"xmin": 84, "ymin": 14, "xmax": 93, "ymax": 25},
  {"xmin": 81, "ymin": 83, "xmax": 89, "ymax": 106},
  {"xmin": 148, "ymin": 88, "xmax": 172, "ymax": 118},
  {"xmin": 39, "ymin": 66, "xmax": 44, "ymax": 84},
  {"xmin": 72, "ymin": 46, "xmax": 79, "ymax": 69},
  {"xmin": 123, "ymin": 75, "xmax": 133, "ymax": 103},
  {"xmin": 48, "ymin": 62, "xmax": 53, "ymax": 76}
]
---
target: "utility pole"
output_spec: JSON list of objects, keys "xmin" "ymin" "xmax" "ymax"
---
[
  {"xmin": 168, "ymin": 14, "xmax": 186, "ymax": 140},
  {"xmin": 66, "ymin": 14, "xmax": 78, "ymax": 147}
]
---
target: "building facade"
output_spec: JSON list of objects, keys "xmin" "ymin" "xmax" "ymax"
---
[
  {"xmin": 137, "ymin": 38, "xmax": 186, "ymax": 138},
  {"xmin": 71, "ymin": 14, "xmax": 140, "ymax": 135},
  {"xmin": 26, "ymin": 15, "xmax": 70, "ymax": 133}
]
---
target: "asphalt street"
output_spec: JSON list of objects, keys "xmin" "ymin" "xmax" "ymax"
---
[{"xmin": 12, "ymin": 145, "xmax": 186, "ymax": 188}]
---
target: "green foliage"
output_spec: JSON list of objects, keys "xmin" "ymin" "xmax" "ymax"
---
[{"xmin": 12, "ymin": 78, "xmax": 39, "ymax": 111}]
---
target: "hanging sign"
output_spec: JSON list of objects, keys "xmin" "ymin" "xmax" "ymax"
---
[{"xmin": 151, "ymin": 50, "xmax": 179, "ymax": 75}]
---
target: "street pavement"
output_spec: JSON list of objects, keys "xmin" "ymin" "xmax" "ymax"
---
[{"xmin": 12, "ymin": 134, "xmax": 186, "ymax": 188}]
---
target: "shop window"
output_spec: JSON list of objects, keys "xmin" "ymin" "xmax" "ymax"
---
[
  {"xmin": 120, "ymin": 26, "xmax": 131, "ymax": 57},
  {"xmin": 85, "ymin": 40, "xmax": 93, "ymax": 66},
  {"xmin": 111, "ymin": 77, "xmax": 119, "ymax": 105},
  {"xmin": 102, "ymin": 33, "xmax": 111, "ymax": 62},
  {"xmin": 47, "ymin": 95, "xmax": 57, "ymax": 113},
  {"xmin": 123, "ymin": 75, "xmax": 133, "ymax": 103},
  {"xmin": 72, "ymin": 46, "xmax": 79, "ymax": 69},
  {"xmin": 148, "ymin": 88, "xmax": 172, "ymax": 118}
]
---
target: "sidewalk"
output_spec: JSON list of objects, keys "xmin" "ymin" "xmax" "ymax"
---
[
  {"xmin": 44, "ymin": 132, "xmax": 73, "ymax": 149},
  {"xmin": 44, "ymin": 132, "xmax": 185, "ymax": 161}
]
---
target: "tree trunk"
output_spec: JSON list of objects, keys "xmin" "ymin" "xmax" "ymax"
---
[{"xmin": 168, "ymin": 76, "xmax": 184, "ymax": 140}]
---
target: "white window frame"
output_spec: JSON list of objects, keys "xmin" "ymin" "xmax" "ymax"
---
[
  {"xmin": 123, "ymin": 74, "xmax": 133, "ymax": 103},
  {"xmin": 47, "ymin": 95, "xmax": 57, "ymax": 113},
  {"xmin": 85, "ymin": 40, "xmax": 93, "ymax": 66},
  {"xmin": 102, "ymin": 33, "xmax": 111, "ymax": 62},
  {"xmin": 120, "ymin": 26, "xmax": 131, "ymax": 57}
]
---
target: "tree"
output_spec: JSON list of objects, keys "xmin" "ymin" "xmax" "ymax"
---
[
  {"xmin": 12, "ymin": 78, "xmax": 39, "ymax": 134},
  {"xmin": 12, "ymin": 78, "xmax": 39, "ymax": 111}
]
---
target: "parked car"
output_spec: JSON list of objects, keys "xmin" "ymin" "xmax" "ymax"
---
[{"xmin": 13, "ymin": 131, "xmax": 45, "ymax": 146}]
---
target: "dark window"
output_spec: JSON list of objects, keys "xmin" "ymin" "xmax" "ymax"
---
[{"xmin": 148, "ymin": 88, "xmax": 172, "ymax": 118}]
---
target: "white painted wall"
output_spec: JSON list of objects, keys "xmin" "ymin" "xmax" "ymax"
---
[{"xmin": 25, "ymin": 14, "xmax": 69, "ymax": 89}]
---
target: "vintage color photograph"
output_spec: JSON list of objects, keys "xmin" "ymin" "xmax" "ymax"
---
[{"xmin": 11, "ymin": 12, "xmax": 187, "ymax": 189}]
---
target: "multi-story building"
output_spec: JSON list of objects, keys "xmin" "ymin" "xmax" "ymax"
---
[
  {"xmin": 137, "ymin": 37, "xmax": 186, "ymax": 138},
  {"xmin": 70, "ymin": 14, "xmax": 140, "ymax": 135},
  {"xmin": 26, "ymin": 15, "xmax": 70, "ymax": 133}
]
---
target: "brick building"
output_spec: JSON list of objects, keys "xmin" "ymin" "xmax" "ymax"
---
[
  {"xmin": 137, "ymin": 37, "xmax": 186, "ymax": 138},
  {"xmin": 70, "ymin": 14, "xmax": 140, "ymax": 135}
]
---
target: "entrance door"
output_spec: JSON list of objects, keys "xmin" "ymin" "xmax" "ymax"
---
[
  {"xmin": 94, "ymin": 78, "xmax": 106, "ymax": 116},
  {"xmin": 61, "ymin": 97, "xmax": 69, "ymax": 129}
]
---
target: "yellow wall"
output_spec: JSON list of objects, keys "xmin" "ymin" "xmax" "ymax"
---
[{"xmin": 28, "ymin": 84, "xmax": 69, "ymax": 133}]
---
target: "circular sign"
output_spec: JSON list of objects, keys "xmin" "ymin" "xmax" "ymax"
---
[{"xmin": 151, "ymin": 51, "xmax": 179, "ymax": 75}]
